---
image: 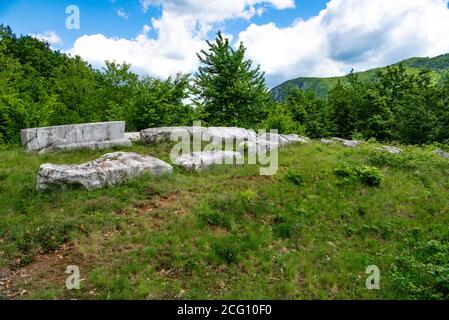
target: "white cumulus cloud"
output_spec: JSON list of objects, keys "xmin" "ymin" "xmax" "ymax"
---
[
  {"xmin": 239, "ymin": 0, "xmax": 449, "ymax": 86},
  {"xmin": 69, "ymin": 0, "xmax": 294, "ymax": 78},
  {"xmin": 69, "ymin": 0, "xmax": 449, "ymax": 87},
  {"xmin": 31, "ymin": 30, "xmax": 62, "ymax": 46}
]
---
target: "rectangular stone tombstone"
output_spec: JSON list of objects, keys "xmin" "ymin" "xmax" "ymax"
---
[{"xmin": 21, "ymin": 121, "xmax": 132, "ymax": 154}]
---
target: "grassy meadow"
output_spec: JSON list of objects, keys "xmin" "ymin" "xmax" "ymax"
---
[{"xmin": 1, "ymin": 140, "xmax": 449, "ymax": 300}]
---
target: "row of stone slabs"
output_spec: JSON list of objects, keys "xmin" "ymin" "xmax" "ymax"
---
[
  {"xmin": 27, "ymin": 122, "xmax": 307, "ymax": 191},
  {"xmin": 23, "ymin": 122, "xmax": 449, "ymax": 191}
]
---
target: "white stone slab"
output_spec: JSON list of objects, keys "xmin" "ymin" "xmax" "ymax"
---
[
  {"xmin": 37, "ymin": 152, "xmax": 172, "ymax": 191},
  {"xmin": 21, "ymin": 121, "xmax": 131, "ymax": 154},
  {"xmin": 174, "ymin": 151, "xmax": 243, "ymax": 170}
]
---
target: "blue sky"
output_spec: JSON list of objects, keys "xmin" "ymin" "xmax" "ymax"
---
[
  {"xmin": 2, "ymin": 0, "xmax": 449, "ymax": 87},
  {"xmin": 0, "ymin": 0, "xmax": 329, "ymax": 50}
]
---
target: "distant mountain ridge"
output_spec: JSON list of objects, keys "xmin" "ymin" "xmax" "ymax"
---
[{"xmin": 271, "ymin": 53, "xmax": 449, "ymax": 101}]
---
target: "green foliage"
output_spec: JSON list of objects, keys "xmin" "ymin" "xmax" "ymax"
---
[
  {"xmin": 260, "ymin": 103, "xmax": 301, "ymax": 134},
  {"xmin": 392, "ymin": 236, "xmax": 449, "ymax": 299},
  {"xmin": 368, "ymin": 147, "xmax": 446, "ymax": 171},
  {"xmin": 334, "ymin": 165, "xmax": 383, "ymax": 186},
  {"xmin": 193, "ymin": 32, "xmax": 270, "ymax": 128},
  {"xmin": 273, "ymin": 57, "xmax": 449, "ymax": 146},
  {"xmin": 272, "ymin": 53, "xmax": 449, "ymax": 100},
  {"xmin": 286, "ymin": 169, "xmax": 303, "ymax": 186},
  {"xmin": 0, "ymin": 25, "xmax": 193, "ymax": 144},
  {"xmin": 355, "ymin": 166, "xmax": 384, "ymax": 186}
]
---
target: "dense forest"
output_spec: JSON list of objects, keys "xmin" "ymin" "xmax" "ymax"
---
[{"xmin": 1, "ymin": 24, "xmax": 449, "ymax": 146}]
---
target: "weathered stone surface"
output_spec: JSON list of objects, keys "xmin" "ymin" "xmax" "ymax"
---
[
  {"xmin": 258, "ymin": 133, "xmax": 308, "ymax": 146},
  {"xmin": 141, "ymin": 126, "xmax": 258, "ymax": 144},
  {"xmin": 203, "ymin": 127, "xmax": 258, "ymax": 142},
  {"xmin": 331, "ymin": 137, "xmax": 361, "ymax": 148},
  {"xmin": 140, "ymin": 127, "xmax": 204, "ymax": 144},
  {"xmin": 283, "ymin": 134, "xmax": 309, "ymax": 144},
  {"xmin": 37, "ymin": 152, "xmax": 172, "ymax": 191},
  {"xmin": 124, "ymin": 132, "xmax": 141, "ymax": 142},
  {"xmin": 239, "ymin": 139, "xmax": 279, "ymax": 153},
  {"xmin": 320, "ymin": 137, "xmax": 360, "ymax": 147},
  {"xmin": 140, "ymin": 126, "xmax": 308, "ymax": 152},
  {"xmin": 378, "ymin": 146, "xmax": 403, "ymax": 154},
  {"xmin": 21, "ymin": 121, "xmax": 131, "ymax": 154},
  {"xmin": 435, "ymin": 149, "xmax": 449, "ymax": 158},
  {"xmin": 174, "ymin": 151, "xmax": 243, "ymax": 170}
]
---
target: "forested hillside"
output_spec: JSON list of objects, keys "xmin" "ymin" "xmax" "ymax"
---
[{"xmin": 271, "ymin": 54, "xmax": 449, "ymax": 100}]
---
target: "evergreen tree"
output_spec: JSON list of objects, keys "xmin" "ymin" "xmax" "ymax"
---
[{"xmin": 193, "ymin": 32, "xmax": 270, "ymax": 128}]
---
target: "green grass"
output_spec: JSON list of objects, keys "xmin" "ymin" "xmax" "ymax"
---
[{"xmin": 1, "ymin": 141, "xmax": 449, "ymax": 300}]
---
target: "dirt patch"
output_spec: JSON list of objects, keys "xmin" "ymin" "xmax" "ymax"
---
[
  {"xmin": 134, "ymin": 191, "xmax": 181, "ymax": 214},
  {"xmin": 0, "ymin": 243, "xmax": 92, "ymax": 300}
]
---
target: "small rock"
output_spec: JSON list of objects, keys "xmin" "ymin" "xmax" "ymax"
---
[
  {"xmin": 333, "ymin": 138, "xmax": 361, "ymax": 148},
  {"xmin": 329, "ymin": 137, "xmax": 361, "ymax": 148},
  {"xmin": 378, "ymin": 146, "xmax": 402, "ymax": 154},
  {"xmin": 320, "ymin": 139, "xmax": 333, "ymax": 144},
  {"xmin": 435, "ymin": 149, "xmax": 449, "ymax": 158},
  {"xmin": 124, "ymin": 132, "xmax": 141, "ymax": 142}
]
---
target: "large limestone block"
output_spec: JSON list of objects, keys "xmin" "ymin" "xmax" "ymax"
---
[
  {"xmin": 140, "ymin": 126, "xmax": 258, "ymax": 144},
  {"xmin": 239, "ymin": 139, "xmax": 280, "ymax": 153},
  {"xmin": 21, "ymin": 121, "xmax": 131, "ymax": 154},
  {"xmin": 37, "ymin": 152, "xmax": 172, "ymax": 191},
  {"xmin": 259, "ymin": 133, "xmax": 308, "ymax": 146},
  {"xmin": 174, "ymin": 151, "xmax": 243, "ymax": 170},
  {"xmin": 140, "ymin": 126, "xmax": 307, "ymax": 149},
  {"xmin": 140, "ymin": 127, "xmax": 204, "ymax": 144},
  {"xmin": 202, "ymin": 127, "xmax": 258, "ymax": 143}
]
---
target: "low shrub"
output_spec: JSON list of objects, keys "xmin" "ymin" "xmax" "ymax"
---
[
  {"xmin": 334, "ymin": 165, "xmax": 383, "ymax": 186},
  {"xmin": 286, "ymin": 170, "xmax": 303, "ymax": 186},
  {"xmin": 391, "ymin": 238, "xmax": 449, "ymax": 299}
]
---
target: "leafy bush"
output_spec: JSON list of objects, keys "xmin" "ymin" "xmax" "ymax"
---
[
  {"xmin": 355, "ymin": 166, "xmax": 383, "ymax": 186},
  {"xmin": 260, "ymin": 104, "xmax": 302, "ymax": 134},
  {"xmin": 334, "ymin": 165, "xmax": 383, "ymax": 186},
  {"xmin": 368, "ymin": 148, "xmax": 446, "ymax": 171},
  {"xmin": 392, "ymin": 238, "xmax": 449, "ymax": 299},
  {"xmin": 239, "ymin": 189, "xmax": 256, "ymax": 202},
  {"xmin": 286, "ymin": 169, "xmax": 303, "ymax": 186}
]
